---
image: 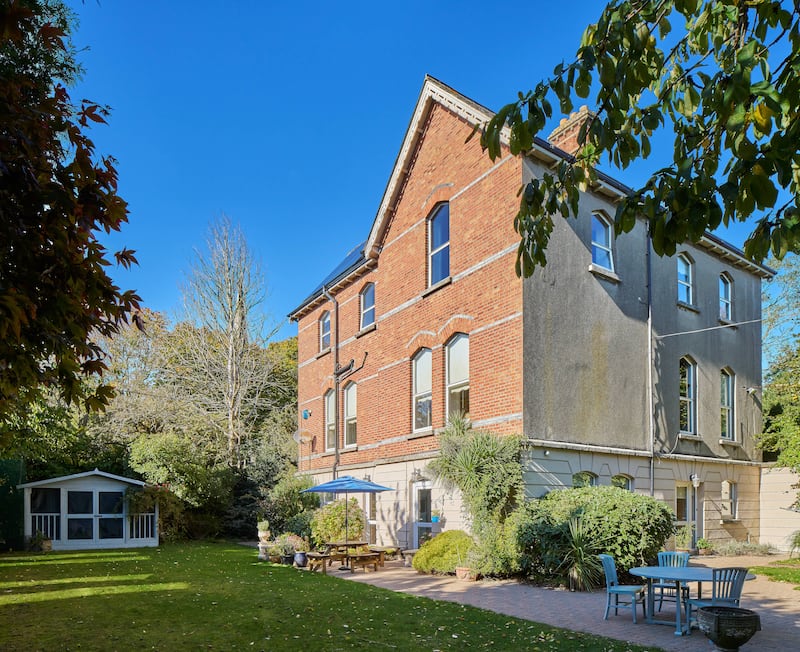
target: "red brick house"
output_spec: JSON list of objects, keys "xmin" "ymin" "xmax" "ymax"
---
[
  {"xmin": 289, "ymin": 77, "xmax": 523, "ymax": 547},
  {"xmin": 290, "ymin": 77, "xmax": 780, "ymax": 551}
]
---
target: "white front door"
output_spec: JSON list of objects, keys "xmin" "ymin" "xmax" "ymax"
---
[{"xmin": 412, "ymin": 481, "xmax": 432, "ymax": 548}]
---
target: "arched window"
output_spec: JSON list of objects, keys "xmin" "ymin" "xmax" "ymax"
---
[
  {"xmin": 319, "ymin": 311, "xmax": 331, "ymax": 351},
  {"xmin": 572, "ymin": 471, "xmax": 597, "ymax": 488},
  {"xmin": 719, "ymin": 274, "xmax": 732, "ymax": 321},
  {"xmin": 720, "ymin": 369, "xmax": 735, "ymax": 440},
  {"xmin": 591, "ymin": 213, "xmax": 614, "ymax": 271},
  {"xmin": 677, "ymin": 254, "xmax": 694, "ymax": 304},
  {"xmin": 344, "ymin": 383, "xmax": 357, "ymax": 447},
  {"xmin": 446, "ymin": 334, "xmax": 469, "ymax": 418},
  {"xmin": 412, "ymin": 349, "xmax": 432, "ymax": 430},
  {"xmin": 679, "ymin": 357, "xmax": 697, "ymax": 434},
  {"xmin": 611, "ymin": 474, "xmax": 633, "ymax": 491},
  {"xmin": 428, "ymin": 203, "xmax": 450, "ymax": 286},
  {"xmin": 324, "ymin": 390, "xmax": 335, "ymax": 451},
  {"xmin": 360, "ymin": 283, "xmax": 375, "ymax": 329}
]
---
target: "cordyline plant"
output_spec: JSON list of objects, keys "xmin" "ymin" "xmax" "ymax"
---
[{"xmin": 480, "ymin": 0, "xmax": 800, "ymax": 277}]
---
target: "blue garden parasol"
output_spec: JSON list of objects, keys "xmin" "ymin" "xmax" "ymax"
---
[{"xmin": 302, "ymin": 475, "xmax": 393, "ymax": 569}]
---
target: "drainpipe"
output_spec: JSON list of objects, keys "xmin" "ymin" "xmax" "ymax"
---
[
  {"xmin": 647, "ymin": 228, "xmax": 655, "ymax": 496},
  {"xmin": 322, "ymin": 285, "xmax": 340, "ymax": 479}
]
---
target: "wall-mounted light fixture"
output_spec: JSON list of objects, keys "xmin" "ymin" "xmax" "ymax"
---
[
  {"xmin": 302, "ymin": 409, "xmax": 312, "ymax": 420},
  {"xmin": 411, "ymin": 469, "xmax": 423, "ymax": 482},
  {"xmin": 690, "ymin": 473, "xmax": 701, "ymax": 488}
]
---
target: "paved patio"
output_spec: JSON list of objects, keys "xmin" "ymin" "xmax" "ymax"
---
[{"xmin": 338, "ymin": 554, "xmax": 800, "ymax": 651}]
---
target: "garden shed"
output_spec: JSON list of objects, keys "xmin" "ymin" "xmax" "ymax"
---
[{"xmin": 18, "ymin": 469, "xmax": 158, "ymax": 550}]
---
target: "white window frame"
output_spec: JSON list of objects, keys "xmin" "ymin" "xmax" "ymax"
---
[
  {"xmin": 677, "ymin": 254, "xmax": 693, "ymax": 304},
  {"xmin": 721, "ymin": 480, "xmax": 738, "ymax": 520},
  {"xmin": 412, "ymin": 349, "xmax": 432, "ymax": 431},
  {"xmin": 590, "ymin": 213, "xmax": 614, "ymax": 271},
  {"xmin": 719, "ymin": 274, "xmax": 732, "ymax": 321},
  {"xmin": 720, "ymin": 369, "xmax": 735, "ymax": 440},
  {"xmin": 319, "ymin": 311, "xmax": 331, "ymax": 351},
  {"xmin": 343, "ymin": 383, "xmax": 357, "ymax": 447},
  {"xmin": 679, "ymin": 357, "xmax": 697, "ymax": 434},
  {"xmin": 360, "ymin": 283, "xmax": 375, "ymax": 330},
  {"xmin": 324, "ymin": 390, "xmax": 336, "ymax": 451},
  {"xmin": 446, "ymin": 334, "xmax": 469, "ymax": 418},
  {"xmin": 428, "ymin": 203, "xmax": 450, "ymax": 287}
]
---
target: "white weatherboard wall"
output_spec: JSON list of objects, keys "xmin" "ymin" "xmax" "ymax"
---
[
  {"xmin": 19, "ymin": 470, "xmax": 158, "ymax": 550},
  {"xmin": 760, "ymin": 466, "xmax": 800, "ymax": 552}
]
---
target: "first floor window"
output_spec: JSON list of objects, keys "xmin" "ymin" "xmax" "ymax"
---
[
  {"xmin": 325, "ymin": 390, "xmax": 335, "ymax": 450},
  {"xmin": 446, "ymin": 334, "xmax": 470, "ymax": 417},
  {"xmin": 413, "ymin": 349, "xmax": 432, "ymax": 430},
  {"xmin": 344, "ymin": 383, "xmax": 357, "ymax": 446},
  {"xmin": 679, "ymin": 357, "xmax": 696, "ymax": 434},
  {"xmin": 720, "ymin": 369, "xmax": 735, "ymax": 440},
  {"xmin": 719, "ymin": 274, "xmax": 732, "ymax": 320},
  {"xmin": 677, "ymin": 254, "xmax": 694, "ymax": 304}
]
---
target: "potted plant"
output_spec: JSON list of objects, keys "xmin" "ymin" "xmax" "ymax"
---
[
  {"xmin": 696, "ymin": 538, "xmax": 713, "ymax": 556},
  {"xmin": 291, "ymin": 536, "xmax": 310, "ymax": 567},
  {"xmin": 674, "ymin": 524, "xmax": 695, "ymax": 552},
  {"xmin": 267, "ymin": 542, "xmax": 282, "ymax": 564},
  {"xmin": 279, "ymin": 536, "xmax": 296, "ymax": 564},
  {"xmin": 454, "ymin": 544, "xmax": 476, "ymax": 581},
  {"xmin": 257, "ymin": 518, "xmax": 271, "ymax": 543},
  {"xmin": 431, "ymin": 510, "xmax": 441, "ymax": 523}
]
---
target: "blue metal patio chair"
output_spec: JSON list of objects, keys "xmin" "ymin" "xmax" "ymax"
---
[
  {"xmin": 598, "ymin": 554, "xmax": 647, "ymax": 624},
  {"xmin": 685, "ymin": 567, "xmax": 748, "ymax": 627},
  {"xmin": 653, "ymin": 551, "xmax": 690, "ymax": 611}
]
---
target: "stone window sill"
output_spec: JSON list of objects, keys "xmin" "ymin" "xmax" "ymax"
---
[
  {"xmin": 356, "ymin": 323, "xmax": 376, "ymax": 338},
  {"xmin": 409, "ymin": 429, "xmax": 434, "ymax": 440},
  {"xmin": 422, "ymin": 276, "xmax": 452, "ymax": 298},
  {"xmin": 316, "ymin": 348, "xmax": 331, "ymax": 360},
  {"xmin": 588, "ymin": 263, "xmax": 620, "ymax": 284},
  {"xmin": 719, "ymin": 439, "xmax": 741, "ymax": 448},
  {"xmin": 678, "ymin": 432, "xmax": 702, "ymax": 441},
  {"xmin": 677, "ymin": 301, "xmax": 699, "ymax": 313}
]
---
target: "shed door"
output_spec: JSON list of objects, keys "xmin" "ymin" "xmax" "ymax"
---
[{"xmin": 66, "ymin": 490, "xmax": 125, "ymax": 543}]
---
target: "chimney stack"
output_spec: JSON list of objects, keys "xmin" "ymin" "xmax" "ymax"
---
[{"xmin": 547, "ymin": 105, "xmax": 596, "ymax": 156}]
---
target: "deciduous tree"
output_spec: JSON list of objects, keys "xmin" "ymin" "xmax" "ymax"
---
[
  {"xmin": 481, "ymin": 0, "xmax": 800, "ymax": 276},
  {"xmin": 0, "ymin": 0, "xmax": 140, "ymax": 435}
]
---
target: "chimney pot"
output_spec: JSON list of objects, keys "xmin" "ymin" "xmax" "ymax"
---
[{"xmin": 548, "ymin": 105, "xmax": 596, "ymax": 156}]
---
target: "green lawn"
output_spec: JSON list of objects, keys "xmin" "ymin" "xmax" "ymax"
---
[
  {"xmin": 0, "ymin": 542, "xmax": 658, "ymax": 651},
  {"xmin": 751, "ymin": 557, "xmax": 800, "ymax": 587}
]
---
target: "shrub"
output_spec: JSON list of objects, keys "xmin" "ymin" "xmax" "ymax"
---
[
  {"xmin": 258, "ymin": 473, "xmax": 320, "ymax": 536},
  {"xmin": 412, "ymin": 530, "xmax": 475, "ymax": 574},
  {"xmin": 309, "ymin": 498, "xmax": 365, "ymax": 548},
  {"xmin": 712, "ymin": 540, "xmax": 775, "ymax": 556},
  {"xmin": 791, "ymin": 530, "xmax": 800, "ymax": 558},
  {"xmin": 514, "ymin": 486, "xmax": 674, "ymax": 583}
]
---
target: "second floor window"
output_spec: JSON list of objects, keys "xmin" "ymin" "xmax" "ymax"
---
[
  {"xmin": 446, "ymin": 334, "xmax": 469, "ymax": 417},
  {"xmin": 429, "ymin": 203, "xmax": 450, "ymax": 286},
  {"xmin": 591, "ymin": 214, "xmax": 614, "ymax": 271},
  {"xmin": 360, "ymin": 283, "xmax": 375, "ymax": 329},
  {"xmin": 677, "ymin": 254, "xmax": 693, "ymax": 304},
  {"xmin": 720, "ymin": 369, "xmax": 735, "ymax": 440},
  {"xmin": 320, "ymin": 311, "xmax": 331, "ymax": 351},
  {"xmin": 344, "ymin": 383, "xmax": 357, "ymax": 447},
  {"xmin": 719, "ymin": 274, "xmax": 732, "ymax": 320},
  {"xmin": 325, "ymin": 390, "xmax": 335, "ymax": 450},
  {"xmin": 679, "ymin": 357, "xmax": 696, "ymax": 434},
  {"xmin": 413, "ymin": 349, "xmax": 432, "ymax": 430}
]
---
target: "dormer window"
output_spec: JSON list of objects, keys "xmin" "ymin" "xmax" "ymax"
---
[{"xmin": 428, "ymin": 203, "xmax": 450, "ymax": 286}]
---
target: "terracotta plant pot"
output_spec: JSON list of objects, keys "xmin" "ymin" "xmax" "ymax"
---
[
  {"xmin": 455, "ymin": 566, "xmax": 476, "ymax": 581},
  {"xmin": 697, "ymin": 606, "xmax": 760, "ymax": 651}
]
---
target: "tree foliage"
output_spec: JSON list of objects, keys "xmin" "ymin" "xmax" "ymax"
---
[
  {"xmin": 0, "ymin": 0, "xmax": 140, "ymax": 430},
  {"xmin": 760, "ymin": 339, "xmax": 800, "ymax": 507},
  {"xmin": 481, "ymin": 0, "xmax": 800, "ymax": 276},
  {"xmin": 762, "ymin": 253, "xmax": 800, "ymax": 363},
  {"xmin": 169, "ymin": 216, "xmax": 284, "ymax": 466}
]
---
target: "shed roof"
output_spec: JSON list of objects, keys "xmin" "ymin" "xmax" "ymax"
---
[{"xmin": 17, "ymin": 468, "xmax": 146, "ymax": 489}]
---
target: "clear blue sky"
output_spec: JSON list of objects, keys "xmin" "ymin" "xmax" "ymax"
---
[{"xmin": 66, "ymin": 1, "xmax": 751, "ymax": 341}]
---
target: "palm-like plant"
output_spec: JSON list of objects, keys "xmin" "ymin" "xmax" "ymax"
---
[{"xmin": 558, "ymin": 517, "xmax": 603, "ymax": 592}]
